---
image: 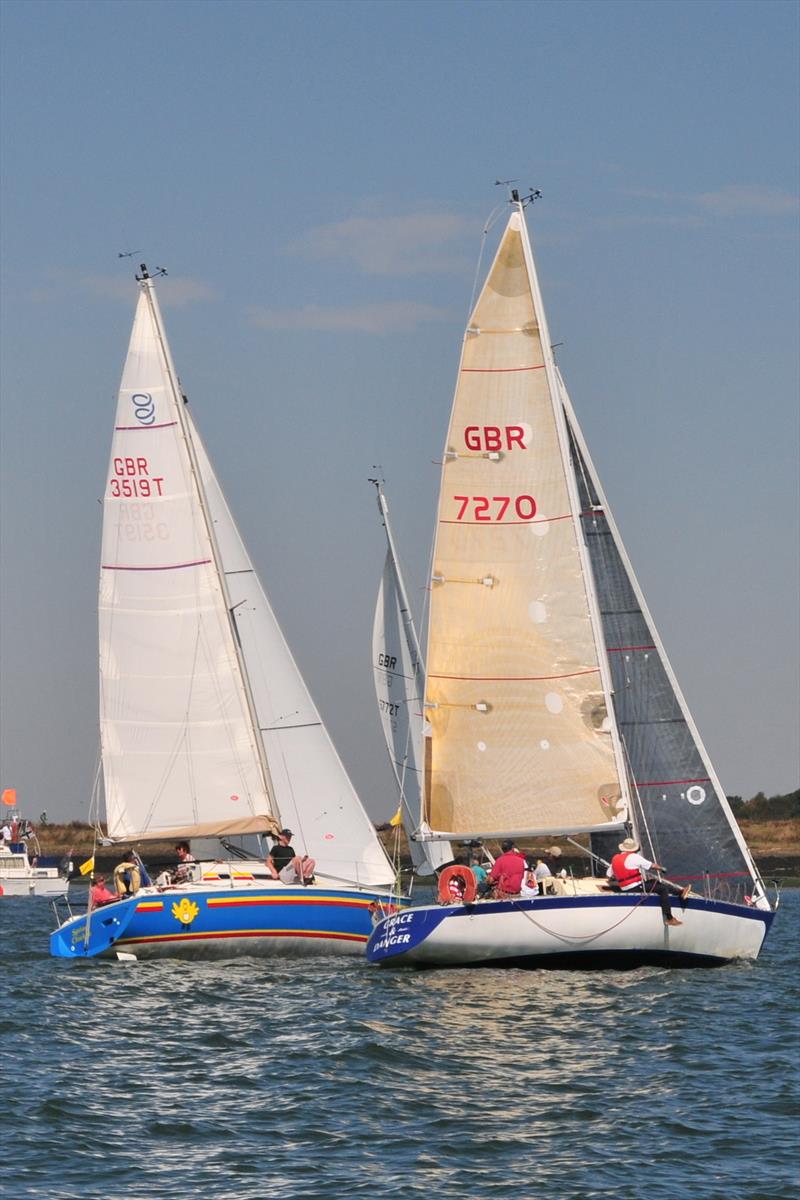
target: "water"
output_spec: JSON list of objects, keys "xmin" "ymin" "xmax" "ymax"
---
[{"xmin": 2, "ymin": 894, "xmax": 797, "ymax": 1200}]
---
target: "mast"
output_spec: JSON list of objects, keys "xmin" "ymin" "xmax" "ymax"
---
[
  {"xmin": 136, "ymin": 266, "xmax": 280, "ymax": 833},
  {"xmin": 512, "ymin": 196, "xmax": 632, "ymax": 822}
]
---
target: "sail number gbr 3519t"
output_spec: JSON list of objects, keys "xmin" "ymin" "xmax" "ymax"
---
[
  {"xmin": 450, "ymin": 494, "xmax": 537, "ymax": 521},
  {"xmin": 108, "ymin": 456, "xmax": 165, "ymax": 499}
]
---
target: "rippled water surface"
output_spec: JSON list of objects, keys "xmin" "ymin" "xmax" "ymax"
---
[{"xmin": 2, "ymin": 893, "xmax": 797, "ymax": 1199}]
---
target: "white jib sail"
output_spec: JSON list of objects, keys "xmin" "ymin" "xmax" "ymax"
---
[
  {"xmin": 100, "ymin": 283, "xmax": 277, "ymax": 841},
  {"xmin": 193, "ymin": 419, "xmax": 395, "ymax": 889},
  {"xmin": 424, "ymin": 211, "xmax": 628, "ymax": 839},
  {"xmin": 372, "ymin": 515, "xmax": 453, "ymax": 875}
]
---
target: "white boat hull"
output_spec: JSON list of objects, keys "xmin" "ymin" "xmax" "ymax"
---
[
  {"xmin": 366, "ymin": 894, "xmax": 774, "ymax": 968},
  {"xmin": 0, "ymin": 875, "xmax": 69, "ymax": 898}
]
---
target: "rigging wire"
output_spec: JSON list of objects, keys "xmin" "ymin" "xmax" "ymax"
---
[{"xmin": 466, "ymin": 200, "xmax": 507, "ymax": 318}]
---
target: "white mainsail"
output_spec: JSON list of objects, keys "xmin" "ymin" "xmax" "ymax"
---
[
  {"xmin": 372, "ymin": 488, "xmax": 453, "ymax": 875},
  {"xmin": 100, "ymin": 282, "xmax": 276, "ymax": 841},
  {"xmin": 423, "ymin": 211, "xmax": 629, "ymax": 839}
]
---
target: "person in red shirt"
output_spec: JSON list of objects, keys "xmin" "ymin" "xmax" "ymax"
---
[
  {"xmin": 487, "ymin": 840, "xmax": 527, "ymax": 897},
  {"xmin": 90, "ymin": 875, "xmax": 118, "ymax": 907}
]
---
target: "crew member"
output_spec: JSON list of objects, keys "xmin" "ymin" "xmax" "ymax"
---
[
  {"xmin": 486, "ymin": 839, "xmax": 526, "ymax": 897},
  {"xmin": 607, "ymin": 837, "xmax": 690, "ymax": 926},
  {"xmin": 267, "ymin": 829, "xmax": 315, "ymax": 886}
]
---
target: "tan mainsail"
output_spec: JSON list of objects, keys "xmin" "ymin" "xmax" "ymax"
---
[{"xmin": 423, "ymin": 212, "xmax": 626, "ymax": 837}]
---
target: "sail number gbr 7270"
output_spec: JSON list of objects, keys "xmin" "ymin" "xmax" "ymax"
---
[{"xmin": 450, "ymin": 494, "xmax": 537, "ymax": 522}]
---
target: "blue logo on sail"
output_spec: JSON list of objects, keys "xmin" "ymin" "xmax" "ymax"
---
[{"xmin": 131, "ymin": 392, "xmax": 155, "ymax": 425}]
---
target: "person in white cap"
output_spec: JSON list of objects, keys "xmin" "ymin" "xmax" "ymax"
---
[{"xmin": 607, "ymin": 837, "xmax": 690, "ymax": 926}]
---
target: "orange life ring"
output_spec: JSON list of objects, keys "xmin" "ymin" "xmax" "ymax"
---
[{"xmin": 437, "ymin": 864, "xmax": 477, "ymax": 904}]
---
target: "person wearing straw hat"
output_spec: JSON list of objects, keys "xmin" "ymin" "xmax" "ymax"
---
[{"xmin": 607, "ymin": 837, "xmax": 691, "ymax": 926}]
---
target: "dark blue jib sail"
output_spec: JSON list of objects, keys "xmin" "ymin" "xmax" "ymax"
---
[{"xmin": 563, "ymin": 403, "xmax": 763, "ymax": 905}]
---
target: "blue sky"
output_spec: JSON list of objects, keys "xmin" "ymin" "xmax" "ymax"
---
[{"xmin": 1, "ymin": 0, "xmax": 798, "ymax": 823}]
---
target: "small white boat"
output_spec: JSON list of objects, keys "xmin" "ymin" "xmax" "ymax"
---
[
  {"xmin": 0, "ymin": 838, "xmax": 70, "ymax": 899},
  {"xmin": 367, "ymin": 191, "xmax": 777, "ymax": 968}
]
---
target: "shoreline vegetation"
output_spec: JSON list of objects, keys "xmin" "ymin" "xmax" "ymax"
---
[{"xmin": 25, "ymin": 789, "xmax": 800, "ymax": 884}]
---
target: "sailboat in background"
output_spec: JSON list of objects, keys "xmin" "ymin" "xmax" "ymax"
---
[
  {"xmin": 371, "ymin": 480, "xmax": 453, "ymax": 876},
  {"xmin": 51, "ymin": 265, "xmax": 396, "ymax": 961},
  {"xmin": 367, "ymin": 192, "xmax": 776, "ymax": 968}
]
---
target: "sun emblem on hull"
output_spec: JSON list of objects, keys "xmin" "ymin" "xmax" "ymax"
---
[{"xmin": 171, "ymin": 898, "xmax": 200, "ymax": 926}]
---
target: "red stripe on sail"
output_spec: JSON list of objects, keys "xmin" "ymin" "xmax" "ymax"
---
[
  {"xmin": 439, "ymin": 513, "xmax": 572, "ymax": 526},
  {"xmin": 429, "ymin": 668, "xmax": 601, "ymax": 682},
  {"xmin": 635, "ymin": 777, "xmax": 712, "ymax": 788},
  {"xmin": 101, "ymin": 559, "xmax": 212, "ymax": 572},
  {"xmin": 461, "ymin": 364, "xmax": 545, "ymax": 374},
  {"xmin": 114, "ymin": 421, "xmax": 179, "ymax": 431}
]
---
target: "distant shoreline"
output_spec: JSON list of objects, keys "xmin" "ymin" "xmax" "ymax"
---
[{"xmin": 21, "ymin": 815, "xmax": 800, "ymax": 886}]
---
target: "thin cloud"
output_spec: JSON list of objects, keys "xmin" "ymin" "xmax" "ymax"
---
[
  {"xmin": 249, "ymin": 301, "xmax": 452, "ymax": 335},
  {"xmin": 627, "ymin": 184, "xmax": 798, "ymax": 218},
  {"xmin": 693, "ymin": 185, "xmax": 798, "ymax": 217},
  {"xmin": 595, "ymin": 212, "xmax": 707, "ymax": 231},
  {"xmin": 289, "ymin": 213, "xmax": 475, "ymax": 276},
  {"xmin": 82, "ymin": 275, "xmax": 214, "ymax": 306}
]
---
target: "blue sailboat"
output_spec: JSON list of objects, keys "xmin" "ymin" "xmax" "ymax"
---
[{"xmin": 51, "ymin": 265, "xmax": 397, "ymax": 961}]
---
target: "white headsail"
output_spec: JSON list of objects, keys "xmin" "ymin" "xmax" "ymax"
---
[
  {"xmin": 423, "ymin": 211, "xmax": 629, "ymax": 839},
  {"xmin": 194, "ymin": 423, "xmax": 395, "ymax": 888},
  {"xmin": 372, "ymin": 486, "xmax": 453, "ymax": 875}
]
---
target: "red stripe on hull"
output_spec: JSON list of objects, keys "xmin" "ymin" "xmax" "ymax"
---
[
  {"xmin": 206, "ymin": 896, "xmax": 370, "ymax": 909},
  {"xmin": 121, "ymin": 928, "xmax": 368, "ymax": 947}
]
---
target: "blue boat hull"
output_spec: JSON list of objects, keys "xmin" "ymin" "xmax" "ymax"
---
[{"xmin": 51, "ymin": 884, "xmax": 400, "ymax": 960}]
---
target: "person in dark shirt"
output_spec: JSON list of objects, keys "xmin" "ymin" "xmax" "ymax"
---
[{"xmin": 266, "ymin": 829, "xmax": 315, "ymax": 886}]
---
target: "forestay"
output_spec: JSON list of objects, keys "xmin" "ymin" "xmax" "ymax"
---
[
  {"xmin": 100, "ymin": 285, "xmax": 276, "ymax": 842},
  {"xmin": 424, "ymin": 213, "xmax": 627, "ymax": 839}
]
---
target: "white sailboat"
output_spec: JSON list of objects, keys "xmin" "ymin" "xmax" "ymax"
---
[
  {"xmin": 0, "ymin": 813, "xmax": 70, "ymax": 898},
  {"xmin": 51, "ymin": 265, "xmax": 396, "ymax": 960},
  {"xmin": 367, "ymin": 193, "xmax": 776, "ymax": 968},
  {"xmin": 371, "ymin": 481, "xmax": 453, "ymax": 876}
]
